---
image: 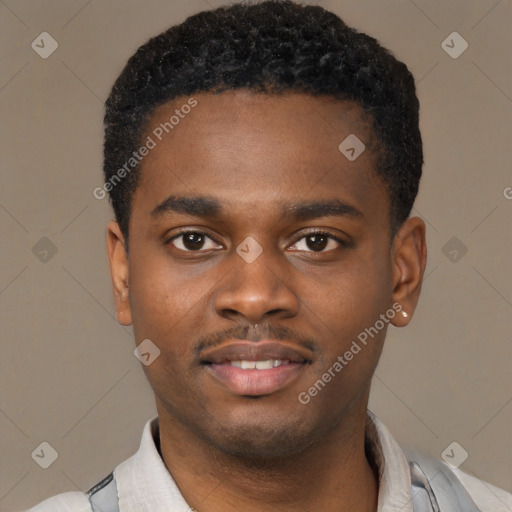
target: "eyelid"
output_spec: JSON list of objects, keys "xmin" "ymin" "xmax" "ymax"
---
[
  {"xmin": 287, "ymin": 229, "xmax": 347, "ymax": 252},
  {"xmin": 167, "ymin": 229, "xmax": 223, "ymax": 251}
]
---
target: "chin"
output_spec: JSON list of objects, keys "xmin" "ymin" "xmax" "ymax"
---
[
  {"xmin": 194, "ymin": 411, "xmax": 325, "ymax": 461},
  {"xmin": 216, "ymin": 428, "xmax": 311, "ymax": 460}
]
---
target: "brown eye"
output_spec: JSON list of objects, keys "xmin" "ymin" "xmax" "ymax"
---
[
  {"xmin": 288, "ymin": 231, "xmax": 343, "ymax": 253},
  {"xmin": 182, "ymin": 233, "xmax": 205, "ymax": 250},
  {"xmin": 169, "ymin": 232, "xmax": 221, "ymax": 252},
  {"xmin": 305, "ymin": 234, "xmax": 329, "ymax": 251}
]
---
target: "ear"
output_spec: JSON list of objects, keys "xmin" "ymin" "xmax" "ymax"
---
[
  {"xmin": 389, "ymin": 216, "xmax": 427, "ymax": 327},
  {"xmin": 106, "ymin": 220, "xmax": 132, "ymax": 326}
]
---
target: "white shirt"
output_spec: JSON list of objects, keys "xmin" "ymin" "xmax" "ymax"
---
[{"xmin": 24, "ymin": 413, "xmax": 512, "ymax": 512}]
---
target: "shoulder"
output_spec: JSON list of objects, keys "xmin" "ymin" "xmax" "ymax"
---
[
  {"xmin": 451, "ymin": 466, "xmax": 512, "ymax": 512},
  {"xmin": 23, "ymin": 491, "xmax": 92, "ymax": 512},
  {"xmin": 409, "ymin": 451, "xmax": 511, "ymax": 512}
]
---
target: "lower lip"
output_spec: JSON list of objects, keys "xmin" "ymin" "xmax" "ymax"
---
[{"xmin": 204, "ymin": 363, "xmax": 306, "ymax": 396}]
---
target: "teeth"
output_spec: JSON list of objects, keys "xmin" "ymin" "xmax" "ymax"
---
[
  {"xmin": 230, "ymin": 359, "xmax": 287, "ymax": 369},
  {"xmin": 256, "ymin": 360, "xmax": 274, "ymax": 370}
]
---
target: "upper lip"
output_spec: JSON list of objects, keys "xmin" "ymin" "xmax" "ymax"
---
[{"xmin": 200, "ymin": 340, "xmax": 313, "ymax": 364}]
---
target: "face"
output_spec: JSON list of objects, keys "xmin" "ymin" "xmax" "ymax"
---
[{"xmin": 107, "ymin": 90, "xmax": 426, "ymax": 459}]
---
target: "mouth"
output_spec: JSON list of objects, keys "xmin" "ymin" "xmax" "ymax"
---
[{"xmin": 200, "ymin": 340, "xmax": 313, "ymax": 396}]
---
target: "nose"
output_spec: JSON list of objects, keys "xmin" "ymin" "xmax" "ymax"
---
[{"xmin": 214, "ymin": 246, "xmax": 299, "ymax": 324}]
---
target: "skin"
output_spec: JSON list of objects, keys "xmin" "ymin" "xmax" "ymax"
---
[{"xmin": 107, "ymin": 90, "xmax": 427, "ymax": 512}]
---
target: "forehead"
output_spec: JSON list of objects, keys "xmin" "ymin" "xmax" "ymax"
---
[{"xmin": 133, "ymin": 90, "xmax": 387, "ymax": 224}]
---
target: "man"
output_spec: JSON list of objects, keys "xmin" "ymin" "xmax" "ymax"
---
[{"xmin": 26, "ymin": 1, "xmax": 511, "ymax": 511}]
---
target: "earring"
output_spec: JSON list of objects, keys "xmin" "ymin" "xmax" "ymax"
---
[{"xmin": 401, "ymin": 310, "xmax": 409, "ymax": 318}]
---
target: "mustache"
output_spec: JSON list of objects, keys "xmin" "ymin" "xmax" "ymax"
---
[{"xmin": 193, "ymin": 321, "xmax": 317, "ymax": 359}]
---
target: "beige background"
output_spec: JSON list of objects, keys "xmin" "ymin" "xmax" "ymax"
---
[{"xmin": 1, "ymin": 0, "xmax": 511, "ymax": 510}]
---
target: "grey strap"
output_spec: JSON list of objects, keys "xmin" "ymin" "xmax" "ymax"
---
[
  {"xmin": 87, "ymin": 472, "xmax": 120, "ymax": 512},
  {"xmin": 407, "ymin": 451, "xmax": 482, "ymax": 512},
  {"xmin": 410, "ymin": 460, "xmax": 442, "ymax": 511}
]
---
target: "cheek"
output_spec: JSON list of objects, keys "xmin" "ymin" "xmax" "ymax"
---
[
  {"xmin": 302, "ymin": 275, "xmax": 387, "ymax": 408},
  {"xmin": 300, "ymin": 250, "xmax": 391, "ymax": 369},
  {"xmin": 127, "ymin": 249, "xmax": 215, "ymax": 344},
  {"xmin": 306, "ymin": 252, "xmax": 390, "ymax": 321}
]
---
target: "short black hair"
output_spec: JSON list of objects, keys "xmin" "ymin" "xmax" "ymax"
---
[{"xmin": 103, "ymin": 0, "xmax": 422, "ymax": 241}]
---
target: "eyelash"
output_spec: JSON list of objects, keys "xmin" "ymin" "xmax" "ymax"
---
[{"xmin": 166, "ymin": 229, "xmax": 347, "ymax": 253}]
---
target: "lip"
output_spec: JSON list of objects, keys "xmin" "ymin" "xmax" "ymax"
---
[
  {"xmin": 200, "ymin": 340, "xmax": 313, "ymax": 364},
  {"xmin": 200, "ymin": 340, "xmax": 313, "ymax": 396}
]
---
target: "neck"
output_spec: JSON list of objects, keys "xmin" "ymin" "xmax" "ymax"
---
[{"xmin": 156, "ymin": 402, "xmax": 379, "ymax": 512}]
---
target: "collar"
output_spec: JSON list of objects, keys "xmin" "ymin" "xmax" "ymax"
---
[
  {"xmin": 114, "ymin": 411, "xmax": 414, "ymax": 512},
  {"xmin": 366, "ymin": 410, "xmax": 414, "ymax": 511}
]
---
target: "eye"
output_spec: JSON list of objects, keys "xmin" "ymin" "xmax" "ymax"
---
[
  {"xmin": 168, "ymin": 231, "xmax": 222, "ymax": 252},
  {"xmin": 288, "ymin": 231, "xmax": 344, "ymax": 253}
]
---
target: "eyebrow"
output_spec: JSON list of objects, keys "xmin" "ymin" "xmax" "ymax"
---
[
  {"xmin": 282, "ymin": 199, "xmax": 363, "ymax": 221},
  {"xmin": 150, "ymin": 195, "xmax": 363, "ymax": 222},
  {"xmin": 151, "ymin": 195, "xmax": 221, "ymax": 218}
]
